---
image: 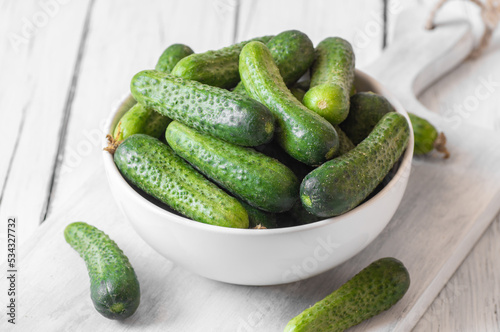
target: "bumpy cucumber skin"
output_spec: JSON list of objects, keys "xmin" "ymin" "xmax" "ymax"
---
[
  {"xmin": 240, "ymin": 201, "xmax": 278, "ymax": 229},
  {"xmin": 155, "ymin": 43, "xmax": 194, "ymax": 73},
  {"xmin": 114, "ymin": 103, "xmax": 152, "ymax": 140},
  {"xmin": 131, "ymin": 70, "xmax": 274, "ymax": 146},
  {"xmin": 114, "ymin": 134, "xmax": 249, "ymax": 228},
  {"xmin": 284, "ymin": 257, "xmax": 410, "ymax": 332},
  {"xmin": 333, "ymin": 125, "xmax": 355, "ymax": 156},
  {"xmin": 166, "ymin": 121, "xmax": 299, "ymax": 213},
  {"xmin": 171, "ymin": 36, "xmax": 272, "ymax": 89},
  {"xmin": 239, "ymin": 41, "xmax": 339, "ymax": 166},
  {"xmin": 142, "ymin": 111, "xmax": 172, "ymax": 138},
  {"xmin": 303, "ymin": 37, "xmax": 355, "ymax": 125},
  {"xmin": 340, "ymin": 91, "xmax": 395, "ymax": 145},
  {"xmin": 409, "ymin": 113, "xmax": 438, "ymax": 155},
  {"xmin": 233, "ymin": 30, "xmax": 315, "ymax": 94},
  {"xmin": 301, "ymin": 112, "xmax": 410, "ymax": 217},
  {"xmin": 64, "ymin": 222, "xmax": 140, "ymax": 320}
]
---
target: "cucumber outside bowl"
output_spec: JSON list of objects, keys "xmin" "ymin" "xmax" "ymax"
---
[{"xmin": 102, "ymin": 70, "xmax": 414, "ymax": 286}]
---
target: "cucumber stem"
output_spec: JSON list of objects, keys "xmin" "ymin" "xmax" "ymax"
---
[
  {"xmin": 434, "ymin": 132, "xmax": 450, "ymax": 159},
  {"xmin": 104, "ymin": 122, "xmax": 124, "ymax": 155}
]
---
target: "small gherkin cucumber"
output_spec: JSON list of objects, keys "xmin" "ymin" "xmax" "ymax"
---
[
  {"xmin": 240, "ymin": 201, "xmax": 278, "ymax": 229},
  {"xmin": 131, "ymin": 70, "xmax": 274, "ymax": 146},
  {"xmin": 233, "ymin": 30, "xmax": 315, "ymax": 94},
  {"xmin": 333, "ymin": 125, "xmax": 355, "ymax": 156},
  {"xmin": 114, "ymin": 134, "xmax": 249, "ymax": 228},
  {"xmin": 303, "ymin": 37, "xmax": 355, "ymax": 125},
  {"xmin": 116, "ymin": 43, "xmax": 192, "ymax": 140},
  {"xmin": 301, "ymin": 112, "xmax": 410, "ymax": 217},
  {"xmin": 166, "ymin": 121, "xmax": 299, "ymax": 213},
  {"xmin": 239, "ymin": 41, "xmax": 339, "ymax": 166},
  {"xmin": 284, "ymin": 257, "xmax": 410, "ymax": 332},
  {"xmin": 340, "ymin": 91, "xmax": 395, "ymax": 145},
  {"xmin": 113, "ymin": 103, "xmax": 172, "ymax": 141},
  {"xmin": 171, "ymin": 35, "xmax": 273, "ymax": 89},
  {"xmin": 155, "ymin": 43, "xmax": 194, "ymax": 73},
  {"xmin": 64, "ymin": 222, "xmax": 140, "ymax": 320},
  {"xmin": 409, "ymin": 113, "xmax": 450, "ymax": 158}
]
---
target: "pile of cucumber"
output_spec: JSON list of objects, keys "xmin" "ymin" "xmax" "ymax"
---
[{"xmin": 108, "ymin": 30, "xmax": 441, "ymax": 229}]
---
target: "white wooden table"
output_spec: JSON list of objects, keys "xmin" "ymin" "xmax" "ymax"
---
[{"xmin": 1, "ymin": 0, "xmax": 500, "ymax": 331}]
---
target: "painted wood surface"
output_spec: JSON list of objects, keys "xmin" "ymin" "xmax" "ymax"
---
[{"xmin": 2, "ymin": 0, "xmax": 500, "ymax": 331}]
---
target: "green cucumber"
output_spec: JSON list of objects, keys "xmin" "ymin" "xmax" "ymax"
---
[
  {"xmin": 290, "ymin": 87, "xmax": 306, "ymax": 102},
  {"xmin": 303, "ymin": 37, "xmax": 355, "ymax": 125},
  {"xmin": 155, "ymin": 43, "xmax": 194, "ymax": 73},
  {"xmin": 340, "ymin": 91, "xmax": 395, "ymax": 145},
  {"xmin": 233, "ymin": 30, "xmax": 315, "ymax": 94},
  {"xmin": 114, "ymin": 134, "xmax": 248, "ymax": 228},
  {"xmin": 409, "ymin": 113, "xmax": 450, "ymax": 158},
  {"xmin": 301, "ymin": 112, "xmax": 410, "ymax": 217},
  {"xmin": 171, "ymin": 36, "xmax": 273, "ymax": 89},
  {"xmin": 116, "ymin": 43, "xmax": 192, "ymax": 140},
  {"xmin": 333, "ymin": 125, "xmax": 355, "ymax": 156},
  {"xmin": 64, "ymin": 222, "xmax": 140, "ymax": 320},
  {"xmin": 240, "ymin": 201, "xmax": 278, "ymax": 229},
  {"xmin": 166, "ymin": 121, "xmax": 299, "ymax": 213},
  {"xmin": 284, "ymin": 257, "xmax": 410, "ymax": 332},
  {"xmin": 131, "ymin": 70, "xmax": 274, "ymax": 146},
  {"xmin": 254, "ymin": 141, "xmax": 313, "ymax": 180},
  {"xmin": 239, "ymin": 41, "xmax": 339, "ymax": 166}
]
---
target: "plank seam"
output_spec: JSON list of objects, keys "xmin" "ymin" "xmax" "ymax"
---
[
  {"xmin": 232, "ymin": 0, "xmax": 241, "ymax": 43},
  {"xmin": 383, "ymin": 0, "xmax": 388, "ymax": 49},
  {"xmin": 0, "ymin": 104, "xmax": 29, "ymax": 206},
  {"xmin": 40, "ymin": 0, "xmax": 96, "ymax": 222}
]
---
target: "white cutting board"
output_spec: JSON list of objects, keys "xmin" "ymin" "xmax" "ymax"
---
[{"xmin": 2, "ymin": 4, "xmax": 500, "ymax": 332}]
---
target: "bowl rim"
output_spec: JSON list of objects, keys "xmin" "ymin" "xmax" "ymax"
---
[{"xmin": 102, "ymin": 69, "xmax": 414, "ymax": 236}]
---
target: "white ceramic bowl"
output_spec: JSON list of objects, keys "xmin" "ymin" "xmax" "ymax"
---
[{"xmin": 102, "ymin": 70, "xmax": 413, "ymax": 286}]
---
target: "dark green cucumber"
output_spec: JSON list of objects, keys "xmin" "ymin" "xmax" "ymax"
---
[
  {"xmin": 64, "ymin": 222, "xmax": 140, "ymax": 320},
  {"xmin": 284, "ymin": 201, "xmax": 323, "ymax": 226},
  {"xmin": 131, "ymin": 70, "xmax": 274, "ymax": 146},
  {"xmin": 155, "ymin": 43, "xmax": 194, "ymax": 73},
  {"xmin": 233, "ymin": 30, "xmax": 315, "ymax": 94},
  {"xmin": 240, "ymin": 201, "xmax": 278, "ymax": 229},
  {"xmin": 114, "ymin": 134, "xmax": 248, "ymax": 228},
  {"xmin": 301, "ymin": 112, "xmax": 410, "ymax": 217},
  {"xmin": 409, "ymin": 113, "xmax": 450, "ymax": 158},
  {"xmin": 290, "ymin": 87, "xmax": 306, "ymax": 102},
  {"xmin": 116, "ymin": 44, "xmax": 192, "ymax": 140},
  {"xmin": 166, "ymin": 121, "xmax": 299, "ymax": 213},
  {"xmin": 239, "ymin": 41, "xmax": 339, "ymax": 166},
  {"xmin": 171, "ymin": 36, "xmax": 273, "ymax": 89},
  {"xmin": 340, "ymin": 91, "xmax": 395, "ymax": 145},
  {"xmin": 333, "ymin": 125, "xmax": 355, "ymax": 156},
  {"xmin": 284, "ymin": 257, "xmax": 410, "ymax": 332},
  {"xmin": 303, "ymin": 37, "xmax": 355, "ymax": 125},
  {"xmin": 254, "ymin": 141, "xmax": 314, "ymax": 181}
]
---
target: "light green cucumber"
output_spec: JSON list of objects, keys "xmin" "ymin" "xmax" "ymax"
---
[
  {"xmin": 131, "ymin": 70, "xmax": 274, "ymax": 146},
  {"xmin": 114, "ymin": 134, "xmax": 249, "ymax": 228},
  {"xmin": 171, "ymin": 36, "xmax": 273, "ymax": 89},
  {"xmin": 284, "ymin": 257, "xmax": 410, "ymax": 332},
  {"xmin": 303, "ymin": 37, "xmax": 355, "ymax": 125},
  {"xmin": 156, "ymin": 43, "xmax": 194, "ymax": 73},
  {"xmin": 240, "ymin": 201, "xmax": 278, "ymax": 229},
  {"xmin": 166, "ymin": 121, "xmax": 299, "ymax": 213},
  {"xmin": 64, "ymin": 222, "xmax": 140, "ymax": 320},
  {"xmin": 301, "ymin": 112, "xmax": 410, "ymax": 217},
  {"xmin": 409, "ymin": 113, "xmax": 450, "ymax": 158},
  {"xmin": 239, "ymin": 41, "xmax": 339, "ymax": 166}
]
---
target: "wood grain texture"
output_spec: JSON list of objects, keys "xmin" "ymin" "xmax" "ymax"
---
[
  {"xmin": 237, "ymin": 0, "xmax": 385, "ymax": 67},
  {"xmin": 0, "ymin": 0, "xmax": 92, "ymax": 245}
]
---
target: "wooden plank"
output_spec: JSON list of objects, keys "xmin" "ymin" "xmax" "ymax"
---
[
  {"xmin": 414, "ymin": 214, "xmax": 500, "ymax": 332},
  {"xmin": 236, "ymin": 0, "xmax": 385, "ymax": 68},
  {"xmin": 0, "ymin": 0, "xmax": 92, "ymax": 245},
  {"xmin": 48, "ymin": 0, "xmax": 237, "ymax": 222}
]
